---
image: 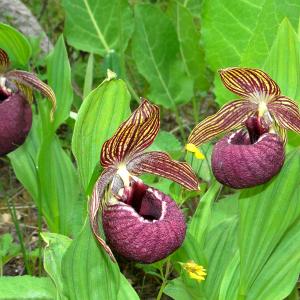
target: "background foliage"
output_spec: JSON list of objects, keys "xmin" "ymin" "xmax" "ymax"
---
[{"xmin": 1, "ymin": 0, "xmax": 300, "ymax": 299}]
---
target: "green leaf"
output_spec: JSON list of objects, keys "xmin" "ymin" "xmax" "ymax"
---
[
  {"xmin": 62, "ymin": 0, "xmax": 134, "ymax": 55},
  {"xmin": 132, "ymin": 4, "xmax": 193, "ymax": 108},
  {"xmin": 47, "ymin": 35, "xmax": 73, "ymax": 130},
  {"xmin": 72, "ymin": 77, "xmax": 131, "ymax": 192},
  {"xmin": 42, "ymin": 233, "xmax": 72, "ymax": 300},
  {"xmin": 237, "ymin": 150, "xmax": 300, "ymax": 298},
  {"xmin": 8, "ymin": 115, "xmax": 42, "ymax": 201},
  {"xmin": 0, "ymin": 23, "xmax": 31, "ymax": 66},
  {"xmin": 188, "ymin": 181, "xmax": 222, "ymax": 246},
  {"xmin": 202, "ymin": 0, "xmax": 300, "ymax": 72},
  {"xmin": 149, "ymin": 131, "xmax": 182, "ymax": 159},
  {"xmin": 171, "ymin": 2, "xmax": 208, "ymax": 91},
  {"xmin": 38, "ymin": 136, "xmax": 84, "ymax": 235},
  {"xmin": 263, "ymin": 18, "xmax": 300, "ymax": 102},
  {"xmin": 118, "ymin": 274, "xmax": 140, "ymax": 300},
  {"xmin": 61, "ymin": 221, "xmax": 120, "ymax": 299},
  {"xmin": 0, "ymin": 276, "xmax": 56, "ymax": 300},
  {"xmin": 83, "ymin": 53, "xmax": 94, "ymax": 99}
]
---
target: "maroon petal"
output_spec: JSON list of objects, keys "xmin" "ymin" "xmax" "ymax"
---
[
  {"xmin": 0, "ymin": 93, "xmax": 32, "ymax": 156},
  {"xmin": 127, "ymin": 151, "xmax": 199, "ymax": 190},
  {"xmin": 102, "ymin": 184, "xmax": 186, "ymax": 263},
  {"xmin": 211, "ymin": 130, "xmax": 284, "ymax": 189}
]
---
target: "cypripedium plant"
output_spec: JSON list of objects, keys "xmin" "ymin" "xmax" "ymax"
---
[
  {"xmin": 90, "ymin": 99, "xmax": 199, "ymax": 263},
  {"xmin": 187, "ymin": 67, "xmax": 300, "ymax": 189},
  {"xmin": 0, "ymin": 48, "xmax": 56, "ymax": 156}
]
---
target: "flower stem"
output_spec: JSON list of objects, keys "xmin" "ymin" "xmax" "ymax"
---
[
  {"xmin": 173, "ymin": 106, "xmax": 187, "ymax": 142},
  {"xmin": 156, "ymin": 258, "xmax": 171, "ymax": 300},
  {"xmin": 5, "ymin": 195, "xmax": 31, "ymax": 274}
]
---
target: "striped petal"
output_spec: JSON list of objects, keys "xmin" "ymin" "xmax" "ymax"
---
[
  {"xmin": 127, "ymin": 151, "xmax": 199, "ymax": 190},
  {"xmin": 6, "ymin": 70, "xmax": 56, "ymax": 120},
  {"xmin": 101, "ymin": 99, "xmax": 160, "ymax": 168},
  {"xmin": 268, "ymin": 96, "xmax": 300, "ymax": 134},
  {"xmin": 0, "ymin": 48, "xmax": 9, "ymax": 73},
  {"xmin": 89, "ymin": 167, "xmax": 116, "ymax": 262},
  {"xmin": 188, "ymin": 100, "xmax": 256, "ymax": 146},
  {"xmin": 219, "ymin": 67, "xmax": 280, "ymax": 97}
]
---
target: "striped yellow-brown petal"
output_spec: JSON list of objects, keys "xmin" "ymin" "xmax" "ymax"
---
[
  {"xmin": 6, "ymin": 70, "xmax": 56, "ymax": 120},
  {"xmin": 89, "ymin": 167, "xmax": 116, "ymax": 262},
  {"xmin": 127, "ymin": 151, "xmax": 199, "ymax": 190},
  {"xmin": 188, "ymin": 100, "xmax": 256, "ymax": 146},
  {"xmin": 219, "ymin": 67, "xmax": 280, "ymax": 98},
  {"xmin": 268, "ymin": 96, "xmax": 300, "ymax": 134},
  {"xmin": 101, "ymin": 99, "xmax": 160, "ymax": 168},
  {"xmin": 0, "ymin": 48, "xmax": 9, "ymax": 73}
]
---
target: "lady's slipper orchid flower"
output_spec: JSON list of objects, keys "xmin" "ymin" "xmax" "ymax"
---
[
  {"xmin": 0, "ymin": 48, "xmax": 56, "ymax": 156},
  {"xmin": 90, "ymin": 99, "xmax": 198, "ymax": 263},
  {"xmin": 188, "ymin": 67, "xmax": 300, "ymax": 189}
]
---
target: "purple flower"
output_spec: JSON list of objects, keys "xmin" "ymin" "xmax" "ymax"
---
[
  {"xmin": 188, "ymin": 67, "xmax": 300, "ymax": 188},
  {"xmin": 0, "ymin": 48, "xmax": 56, "ymax": 156},
  {"xmin": 90, "ymin": 99, "xmax": 199, "ymax": 263}
]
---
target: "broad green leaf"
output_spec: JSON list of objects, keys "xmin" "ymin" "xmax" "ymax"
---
[
  {"xmin": 132, "ymin": 4, "xmax": 193, "ymax": 108},
  {"xmin": 202, "ymin": 0, "xmax": 300, "ymax": 72},
  {"xmin": 72, "ymin": 77, "xmax": 131, "ymax": 192},
  {"xmin": 61, "ymin": 221, "xmax": 120, "ymax": 300},
  {"xmin": 171, "ymin": 2, "xmax": 208, "ymax": 91},
  {"xmin": 8, "ymin": 115, "xmax": 42, "ymax": 201},
  {"xmin": 264, "ymin": 18, "xmax": 300, "ymax": 102},
  {"xmin": 47, "ymin": 35, "xmax": 73, "ymax": 130},
  {"xmin": 188, "ymin": 181, "xmax": 222, "ymax": 246},
  {"xmin": 178, "ymin": 0, "xmax": 202, "ymax": 17},
  {"xmin": 0, "ymin": 276, "xmax": 56, "ymax": 300},
  {"xmin": 238, "ymin": 150, "xmax": 300, "ymax": 297},
  {"xmin": 118, "ymin": 274, "xmax": 140, "ymax": 300},
  {"xmin": 42, "ymin": 233, "xmax": 72, "ymax": 300},
  {"xmin": 149, "ymin": 131, "xmax": 182, "ymax": 159},
  {"xmin": 83, "ymin": 53, "xmax": 94, "ymax": 98},
  {"xmin": 62, "ymin": 0, "xmax": 134, "ymax": 55},
  {"xmin": 0, "ymin": 23, "xmax": 31, "ymax": 66},
  {"xmin": 203, "ymin": 216, "xmax": 238, "ymax": 300},
  {"xmin": 38, "ymin": 136, "xmax": 84, "ymax": 235}
]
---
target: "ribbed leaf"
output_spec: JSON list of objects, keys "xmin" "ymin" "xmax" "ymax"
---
[
  {"xmin": 118, "ymin": 274, "xmax": 140, "ymax": 300},
  {"xmin": 0, "ymin": 23, "xmax": 31, "ymax": 66},
  {"xmin": 62, "ymin": 0, "xmax": 134, "ymax": 55},
  {"xmin": 46, "ymin": 35, "xmax": 73, "ymax": 129},
  {"xmin": 38, "ymin": 136, "xmax": 84, "ymax": 236},
  {"xmin": 171, "ymin": 2, "xmax": 208, "ymax": 91},
  {"xmin": 0, "ymin": 276, "xmax": 56, "ymax": 300},
  {"xmin": 238, "ymin": 150, "xmax": 300, "ymax": 298},
  {"xmin": 72, "ymin": 77, "xmax": 130, "ymax": 192},
  {"xmin": 42, "ymin": 233, "xmax": 72, "ymax": 300},
  {"xmin": 132, "ymin": 4, "xmax": 193, "ymax": 108},
  {"xmin": 61, "ymin": 221, "xmax": 120, "ymax": 300}
]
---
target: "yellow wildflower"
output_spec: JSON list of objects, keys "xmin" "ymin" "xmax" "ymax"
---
[
  {"xmin": 185, "ymin": 143, "xmax": 205, "ymax": 160},
  {"xmin": 181, "ymin": 260, "xmax": 207, "ymax": 282}
]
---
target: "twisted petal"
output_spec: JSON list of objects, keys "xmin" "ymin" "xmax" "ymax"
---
[
  {"xmin": 268, "ymin": 96, "xmax": 300, "ymax": 134},
  {"xmin": 101, "ymin": 99, "xmax": 160, "ymax": 167},
  {"xmin": 0, "ymin": 48, "xmax": 9, "ymax": 73},
  {"xmin": 188, "ymin": 100, "xmax": 256, "ymax": 146},
  {"xmin": 219, "ymin": 67, "xmax": 280, "ymax": 97},
  {"xmin": 6, "ymin": 70, "xmax": 57, "ymax": 120},
  {"xmin": 89, "ymin": 167, "xmax": 116, "ymax": 262},
  {"xmin": 127, "ymin": 151, "xmax": 199, "ymax": 190}
]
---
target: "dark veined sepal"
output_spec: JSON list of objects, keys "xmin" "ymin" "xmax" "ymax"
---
[
  {"xmin": 268, "ymin": 96, "xmax": 300, "ymax": 134},
  {"xmin": 6, "ymin": 70, "xmax": 56, "ymax": 120},
  {"xmin": 188, "ymin": 100, "xmax": 256, "ymax": 147},
  {"xmin": 0, "ymin": 48, "xmax": 9, "ymax": 73},
  {"xmin": 127, "ymin": 151, "xmax": 199, "ymax": 190},
  {"xmin": 219, "ymin": 67, "xmax": 281, "ymax": 97},
  {"xmin": 89, "ymin": 167, "xmax": 117, "ymax": 262},
  {"xmin": 101, "ymin": 99, "xmax": 160, "ymax": 167}
]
